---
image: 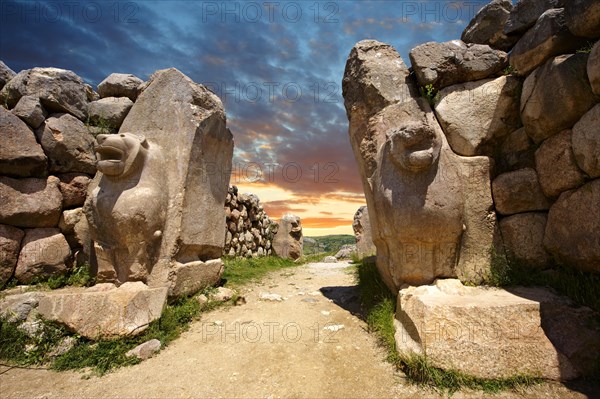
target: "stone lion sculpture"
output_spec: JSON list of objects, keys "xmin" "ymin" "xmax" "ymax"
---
[{"xmin": 84, "ymin": 133, "xmax": 167, "ymax": 284}]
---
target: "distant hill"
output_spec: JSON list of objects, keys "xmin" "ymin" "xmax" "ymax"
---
[{"xmin": 304, "ymin": 235, "xmax": 356, "ymax": 256}]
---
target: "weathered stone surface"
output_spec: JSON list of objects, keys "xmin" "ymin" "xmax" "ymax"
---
[
  {"xmin": 572, "ymin": 104, "xmax": 600, "ymax": 178},
  {"xmin": 11, "ymin": 95, "xmax": 47, "ymax": 128},
  {"xmin": 509, "ymin": 8, "xmax": 586, "ymax": 76},
  {"xmin": 492, "ymin": 168, "xmax": 550, "ymax": 215},
  {"xmin": 352, "ymin": 206, "xmax": 376, "ymax": 258},
  {"xmin": 57, "ymin": 173, "xmax": 91, "ymax": 209},
  {"xmin": 521, "ymin": 54, "xmax": 598, "ymax": 144},
  {"xmin": 535, "ymin": 130, "xmax": 586, "ymax": 197},
  {"xmin": 126, "ymin": 339, "xmax": 161, "ymax": 360},
  {"xmin": 409, "ymin": 40, "xmax": 508, "ymax": 90},
  {"xmin": 498, "ymin": 127, "xmax": 536, "ymax": 172},
  {"xmin": 0, "ymin": 224, "xmax": 23, "ymax": 287},
  {"xmin": 565, "ymin": 0, "xmax": 600, "ymax": 38},
  {"xmin": 58, "ymin": 208, "xmax": 90, "ymax": 250},
  {"xmin": 211, "ymin": 286, "xmax": 234, "ymax": 302},
  {"xmin": 499, "ymin": 213, "xmax": 552, "ymax": 269},
  {"xmin": 589, "ymin": 41, "xmax": 600, "ymax": 96},
  {"xmin": 272, "ymin": 213, "xmax": 303, "ymax": 260},
  {"xmin": 504, "ymin": 0, "xmax": 565, "ymax": 35},
  {"xmin": 0, "ymin": 291, "xmax": 43, "ymax": 322},
  {"xmin": 323, "ymin": 256, "xmax": 338, "ymax": 263},
  {"xmin": 168, "ymin": 259, "xmax": 224, "ymax": 298},
  {"xmin": 510, "ymin": 286, "xmax": 600, "ymax": 377},
  {"xmin": 394, "ymin": 279, "xmax": 578, "ymax": 380},
  {"xmin": 0, "ymin": 106, "xmax": 47, "ymax": 177},
  {"xmin": 87, "ymin": 97, "xmax": 133, "ymax": 129},
  {"xmin": 343, "ymin": 40, "xmax": 496, "ymax": 291},
  {"xmin": 544, "ymin": 179, "xmax": 600, "ymax": 273},
  {"xmin": 435, "ymin": 75, "xmax": 522, "ymax": 156},
  {"xmin": 35, "ymin": 113, "xmax": 96, "ymax": 174},
  {"xmin": 38, "ymin": 282, "xmax": 168, "ymax": 340},
  {"xmin": 0, "ymin": 68, "xmax": 90, "ymax": 120},
  {"xmin": 97, "ymin": 73, "xmax": 143, "ymax": 101},
  {"xmin": 15, "ymin": 228, "xmax": 71, "ymax": 283},
  {"xmin": 0, "ymin": 176, "xmax": 62, "ymax": 228},
  {"xmin": 334, "ymin": 244, "xmax": 356, "ymax": 259},
  {"xmin": 87, "ymin": 68, "xmax": 233, "ymax": 291},
  {"xmin": 461, "ymin": 0, "xmax": 516, "ymax": 51},
  {"xmin": 0, "ymin": 60, "xmax": 16, "ymax": 91}
]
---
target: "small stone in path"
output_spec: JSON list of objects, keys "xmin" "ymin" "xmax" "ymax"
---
[{"xmin": 259, "ymin": 293, "xmax": 283, "ymax": 301}]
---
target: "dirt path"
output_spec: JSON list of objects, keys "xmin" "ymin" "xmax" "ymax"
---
[{"xmin": 0, "ymin": 261, "xmax": 594, "ymax": 399}]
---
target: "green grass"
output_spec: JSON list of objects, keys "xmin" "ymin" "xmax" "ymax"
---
[
  {"xmin": 304, "ymin": 235, "xmax": 355, "ymax": 255},
  {"xmin": 0, "ymin": 294, "xmax": 206, "ymax": 376},
  {"xmin": 576, "ymin": 40, "xmax": 597, "ymax": 54},
  {"xmin": 490, "ymin": 250, "xmax": 600, "ymax": 312},
  {"xmin": 355, "ymin": 259, "xmax": 542, "ymax": 394},
  {"xmin": 419, "ymin": 84, "xmax": 439, "ymax": 106},
  {"xmin": 222, "ymin": 256, "xmax": 298, "ymax": 287}
]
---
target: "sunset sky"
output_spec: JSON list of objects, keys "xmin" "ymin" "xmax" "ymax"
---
[{"xmin": 0, "ymin": 0, "xmax": 488, "ymax": 236}]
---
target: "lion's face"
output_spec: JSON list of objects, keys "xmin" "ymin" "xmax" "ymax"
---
[
  {"xmin": 388, "ymin": 123, "xmax": 441, "ymax": 172},
  {"xmin": 95, "ymin": 133, "xmax": 148, "ymax": 177}
]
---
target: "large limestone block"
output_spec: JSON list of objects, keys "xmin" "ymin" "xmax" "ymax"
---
[
  {"xmin": 87, "ymin": 97, "xmax": 133, "ymax": 129},
  {"xmin": 492, "ymin": 168, "xmax": 550, "ymax": 215},
  {"xmin": 86, "ymin": 68, "xmax": 233, "ymax": 291},
  {"xmin": 97, "ymin": 73, "xmax": 143, "ymax": 101},
  {"xmin": 509, "ymin": 8, "xmax": 585, "ymax": 76},
  {"xmin": 589, "ymin": 41, "xmax": 600, "ymax": 96},
  {"xmin": 35, "ymin": 113, "xmax": 96, "ymax": 174},
  {"xmin": 168, "ymin": 259, "xmax": 224, "ymax": 298},
  {"xmin": 394, "ymin": 279, "xmax": 578, "ymax": 380},
  {"xmin": 434, "ymin": 75, "xmax": 522, "ymax": 156},
  {"xmin": 0, "ymin": 176, "xmax": 62, "ymax": 228},
  {"xmin": 504, "ymin": 0, "xmax": 564, "ymax": 35},
  {"xmin": 15, "ymin": 228, "xmax": 71, "ymax": 283},
  {"xmin": 11, "ymin": 95, "xmax": 47, "ymax": 129},
  {"xmin": 521, "ymin": 54, "xmax": 598, "ymax": 144},
  {"xmin": 57, "ymin": 173, "xmax": 91, "ymax": 209},
  {"xmin": 565, "ymin": 0, "xmax": 600, "ymax": 38},
  {"xmin": 544, "ymin": 179, "xmax": 600, "ymax": 273},
  {"xmin": 0, "ymin": 68, "xmax": 92, "ymax": 120},
  {"xmin": 0, "ymin": 224, "xmax": 24, "ymax": 287},
  {"xmin": 535, "ymin": 130, "xmax": 586, "ymax": 197},
  {"xmin": 272, "ymin": 213, "xmax": 303, "ymax": 260},
  {"xmin": 510, "ymin": 286, "xmax": 600, "ymax": 377},
  {"xmin": 0, "ymin": 106, "xmax": 47, "ymax": 177},
  {"xmin": 37, "ymin": 282, "xmax": 168, "ymax": 340},
  {"xmin": 0, "ymin": 60, "xmax": 16, "ymax": 91},
  {"xmin": 572, "ymin": 104, "xmax": 600, "ymax": 178},
  {"xmin": 343, "ymin": 40, "xmax": 496, "ymax": 291},
  {"xmin": 352, "ymin": 206, "xmax": 376, "ymax": 257},
  {"xmin": 499, "ymin": 212, "xmax": 552, "ymax": 269},
  {"xmin": 461, "ymin": 0, "xmax": 516, "ymax": 51},
  {"xmin": 409, "ymin": 40, "xmax": 507, "ymax": 90}
]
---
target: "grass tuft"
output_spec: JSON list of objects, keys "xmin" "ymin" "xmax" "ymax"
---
[{"xmin": 222, "ymin": 256, "xmax": 298, "ymax": 287}]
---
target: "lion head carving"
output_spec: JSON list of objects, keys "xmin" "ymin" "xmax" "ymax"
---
[
  {"xmin": 387, "ymin": 123, "xmax": 441, "ymax": 172},
  {"xmin": 94, "ymin": 133, "xmax": 149, "ymax": 177}
]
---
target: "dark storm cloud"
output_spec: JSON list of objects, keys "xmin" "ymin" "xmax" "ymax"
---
[{"xmin": 0, "ymin": 0, "xmax": 482, "ymax": 200}]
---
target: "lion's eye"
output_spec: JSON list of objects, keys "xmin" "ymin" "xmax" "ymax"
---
[{"xmin": 120, "ymin": 134, "xmax": 125, "ymax": 137}]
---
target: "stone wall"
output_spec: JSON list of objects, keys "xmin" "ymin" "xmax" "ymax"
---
[
  {"xmin": 223, "ymin": 185, "xmax": 278, "ymax": 258},
  {"xmin": 0, "ymin": 65, "xmax": 144, "ymax": 287}
]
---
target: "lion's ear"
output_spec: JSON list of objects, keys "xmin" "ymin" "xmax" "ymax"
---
[{"xmin": 137, "ymin": 135, "xmax": 149, "ymax": 148}]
